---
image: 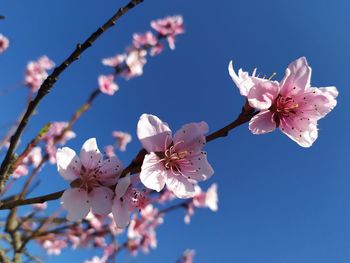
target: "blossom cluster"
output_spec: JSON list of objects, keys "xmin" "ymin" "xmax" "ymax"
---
[{"xmin": 98, "ymin": 15, "xmax": 185, "ymax": 95}]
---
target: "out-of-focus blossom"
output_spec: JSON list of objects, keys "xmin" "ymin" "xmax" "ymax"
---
[
  {"xmin": 12, "ymin": 164, "xmax": 28, "ymax": 179},
  {"xmin": 151, "ymin": 15, "xmax": 184, "ymax": 50},
  {"xmin": 112, "ymin": 176, "xmax": 148, "ymax": 228},
  {"xmin": 104, "ymin": 145, "xmax": 116, "ymax": 158},
  {"xmin": 0, "ymin": 34, "xmax": 9, "ymax": 54},
  {"xmin": 133, "ymin": 31, "xmax": 158, "ymax": 48},
  {"xmin": 42, "ymin": 239, "xmax": 67, "ymax": 255},
  {"xmin": 85, "ymin": 256, "xmax": 105, "ymax": 263},
  {"xmin": 123, "ymin": 50, "xmax": 147, "ymax": 79},
  {"xmin": 179, "ymin": 249, "xmax": 196, "ymax": 263},
  {"xmin": 57, "ymin": 138, "xmax": 123, "ymax": 221},
  {"xmin": 102, "ymin": 54, "xmax": 126, "ymax": 68},
  {"xmin": 12, "ymin": 146, "xmax": 43, "ymax": 179},
  {"xmin": 229, "ymin": 57, "xmax": 338, "ymax": 147},
  {"xmin": 32, "ymin": 202, "xmax": 47, "ymax": 211},
  {"xmin": 193, "ymin": 183, "xmax": 218, "ymax": 212},
  {"xmin": 112, "ymin": 131, "xmax": 132, "ymax": 152},
  {"xmin": 43, "ymin": 122, "xmax": 76, "ymax": 164},
  {"xmin": 137, "ymin": 114, "xmax": 214, "ymax": 198},
  {"xmin": 24, "ymin": 56, "xmax": 55, "ymax": 92},
  {"xmin": 98, "ymin": 75, "xmax": 119, "ymax": 95}
]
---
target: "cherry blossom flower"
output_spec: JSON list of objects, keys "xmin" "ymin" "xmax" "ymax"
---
[
  {"xmin": 102, "ymin": 54, "xmax": 126, "ymax": 68},
  {"xmin": 193, "ymin": 183, "xmax": 218, "ymax": 211},
  {"xmin": 42, "ymin": 239, "xmax": 67, "ymax": 255},
  {"xmin": 112, "ymin": 131, "xmax": 132, "ymax": 152},
  {"xmin": 0, "ymin": 34, "xmax": 9, "ymax": 53},
  {"xmin": 12, "ymin": 164, "xmax": 28, "ymax": 179},
  {"xmin": 179, "ymin": 249, "xmax": 196, "ymax": 263},
  {"xmin": 43, "ymin": 122, "xmax": 76, "ymax": 164},
  {"xmin": 123, "ymin": 50, "xmax": 147, "ymax": 79},
  {"xmin": 32, "ymin": 202, "xmax": 47, "ymax": 211},
  {"xmin": 12, "ymin": 146, "xmax": 42, "ymax": 179},
  {"xmin": 229, "ymin": 57, "xmax": 338, "ymax": 147},
  {"xmin": 98, "ymin": 75, "xmax": 119, "ymax": 95},
  {"xmin": 85, "ymin": 256, "xmax": 105, "ymax": 263},
  {"xmin": 151, "ymin": 15, "xmax": 185, "ymax": 50},
  {"xmin": 112, "ymin": 175, "xmax": 148, "ymax": 228},
  {"xmin": 57, "ymin": 138, "xmax": 123, "ymax": 221},
  {"xmin": 104, "ymin": 145, "xmax": 116, "ymax": 158},
  {"xmin": 133, "ymin": 31, "xmax": 158, "ymax": 48},
  {"xmin": 24, "ymin": 56, "xmax": 55, "ymax": 92},
  {"xmin": 137, "ymin": 114, "xmax": 214, "ymax": 198}
]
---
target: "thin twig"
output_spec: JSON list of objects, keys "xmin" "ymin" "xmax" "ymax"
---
[{"xmin": 0, "ymin": 0, "xmax": 145, "ymax": 191}]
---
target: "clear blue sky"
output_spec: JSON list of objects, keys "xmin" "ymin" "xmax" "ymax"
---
[{"xmin": 1, "ymin": 0, "xmax": 350, "ymax": 262}]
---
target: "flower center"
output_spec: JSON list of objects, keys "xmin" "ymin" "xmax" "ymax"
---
[
  {"xmin": 160, "ymin": 141, "xmax": 191, "ymax": 176},
  {"xmin": 123, "ymin": 188, "xmax": 148, "ymax": 211},
  {"xmin": 269, "ymin": 95, "xmax": 299, "ymax": 126}
]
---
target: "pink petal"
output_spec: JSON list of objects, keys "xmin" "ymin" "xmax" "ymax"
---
[
  {"xmin": 99, "ymin": 156, "xmax": 123, "ymax": 186},
  {"xmin": 140, "ymin": 152, "xmax": 166, "ymax": 192},
  {"xmin": 173, "ymin": 122, "xmax": 208, "ymax": 152},
  {"xmin": 115, "ymin": 176, "xmax": 131, "ymax": 199},
  {"xmin": 280, "ymin": 57, "xmax": 311, "ymax": 97},
  {"xmin": 228, "ymin": 61, "xmax": 256, "ymax": 96},
  {"xmin": 80, "ymin": 138, "xmax": 102, "ymax": 170},
  {"xmin": 166, "ymin": 174, "xmax": 196, "ymax": 199},
  {"xmin": 61, "ymin": 188, "xmax": 90, "ymax": 221},
  {"xmin": 112, "ymin": 198, "xmax": 130, "ymax": 228},
  {"xmin": 247, "ymin": 80, "xmax": 279, "ymax": 110},
  {"xmin": 137, "ymin": 114, "xmax": 172, "ymax": 152},
  {"xmin": 89, "ymin": 187, "xmax": 114, "ymax": 215},
  {"xmin": 56, "ymin": 147, "xmax": 81, "ymax": 182},
  {"xmin": 249, "ymin": 110, "xmax": 276, "ymax": 134},
  {"xmin": 297, "ymin": 86, "xmax": 338, "ymax": 120},
  {"xmin": 206, "ymin": 183, "xmax": 218, "ymax": 212},
  {"xmin": 184, "ymin": 152, "xmax": 214, "ymax": 182},
  {"xmin": 280, "ymin": 117, "xmax": 318, "ymax": 147}
]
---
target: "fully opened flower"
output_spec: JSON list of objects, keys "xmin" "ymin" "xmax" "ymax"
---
[
  {"xmin": 112, "ymin": 176, "xmax": 148, "ymax": 228},
  {"xmin": 137, "ymin": 114, "xmax": 214, "ymax": 198},
  {"xmin": 229, "ymin": 57, "xmax": 338, "ymax": 147},
  {"xmin": 57, "ymin": 138, "xmax": 123, "ymax": 221}
]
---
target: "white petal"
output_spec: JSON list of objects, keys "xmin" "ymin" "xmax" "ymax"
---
[
  {"xmin": 112, "ymin": 198, "xmax": 130, "ymax": 228},
  {"xmin": 228, "ymin": 60, "xmax": 255, "ymax": 96},
  {"xmin": 184, "ymin": 152, "xmax": 214, "ymax": 182},
  {"xmin": 115, "ymin": 176, "xmax": 131, "ymax": 199},
  {"xmin": 89, "ymin": 187, "xmax": 114, "ymax": 215},
  {"xmin": 137, "ymin": 114, "xmax": 172, "ymax": 152},
  {"xmin": 80, "ymin": 138, "xmax": 102, "ymax": 170},
  {"xmin": 166, "ymin": 175, "xmax": 196, "ymax": 199},
  {"xmin": 56, "ymin": 147, "xmax": 81, "ymax": 182},
  {"xmin": 139, "ymin": 153, "xmax": 166, "ymax": 192},
  {"xmin": 61, "ymin": 188, "xmax": 90, "ymax": 221}
]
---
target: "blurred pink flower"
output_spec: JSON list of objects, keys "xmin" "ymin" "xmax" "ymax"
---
[
  {"xmin": 137, "ymin": 114, "xmax": 214, "ymax": 198},
  {"xmin": 57, "ymin": 138, "xmax": 123, "ymax": 221},
  {"xmin": 102, "ymin": 54, "xmax": 126, "ymax": 68},
  {"xmin": 0, "ymin": 34, "xmax": 9, "ymax": 53},
  {"xmin": 133, "ymin": 31, "xmax": 158, "ymax": 48},
  {"xmin": 42, "ymin": 239, "xmax": 67, "ymax": 255},
  {"xmin": 98, "ymin": 75, "xmax": 119, "ymax": 95},
  {"xmin": 151, "ymin": 15, "xmax": 184, "ymax": 50},
  {"xmin": 123, "ymin": 50, "xmax": 147, "ymax": 79},
  {"xmin": 112, "ymin": 131, "xmax": 132, "ymax": 152},
  {"xmin": 24, "ymin": 56, "xmax": 55, "ymax": 92}
]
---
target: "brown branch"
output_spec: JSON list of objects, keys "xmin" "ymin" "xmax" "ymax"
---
[{"xmin": 0, "ymin": 0, "xmax": 145, "ymax": 191}]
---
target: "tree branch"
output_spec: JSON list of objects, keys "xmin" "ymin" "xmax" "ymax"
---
[{"xmin": 0, "ymin": 0, "xmax": 144, "ymax": 191}]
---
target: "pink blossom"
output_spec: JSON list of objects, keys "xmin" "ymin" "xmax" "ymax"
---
[
  {"xmin": 123, "ymin": 49, "xmax": 147, "ymax": 79},
  {"xmin": 229, "ymin": 57, "xmax": 338, "ymax": 147},
  {"xmin": 133, "ymin": 31, "xmax": 158, "ymax": 48},
  {"xmin": 43, "ymin": 122, "xmax": 76, "ymax": 164},
  {"xmin": 57, "ymin": 138, "xmax": 123, "ymax": 221},
  {"xmin": 24, "ymin": 146, "xmax": 42, "ymax": 168},
  {"xmin": 112, "ymin": 175, "xmax": 148, "ymax": 228},
  {"xmin": 0, "ymin": 34, "xmax": 9, "ymax": 53},
  {"xmin": 179, "ymin": 249, "xmax": 196, "ymax": 263},
  {"xmin": 32, "ymin": 202, "xmax": 47, "ymax": 211},
  {"xmin": 85, "ymin": 256, "xmax": 105, "ymax": 263},
  {"xmin": 24, "ymin": 56, "xmax": 55, "ymax": 92},
  {"xmin": 137, "ymin": 114, "xmax": 214, "ymax": 198},
  {"xmin": 112, "ymin": 131, "xmax": 132, "ymax": 152},
  {"xmin": 42, "ymin": 239, "xmax": 67, "ymax": 255},
  {"xmin": 12, "ymin": 164, "xmax": 28, "ymax": 179},
  {"xmin": 98, "ymin": 74, "xmax": 119, "ymax": 95},
  {"xmin": 193, "ymin": 183, "xmax": 218, "ymax": 212},
  {"xmin": 102, "ymin": 54, "xmax": 126, "ymax": 68},
  {"xmin": 228, "ymin": 61, "xmax": 258, "ymax": 96},
  {"xmin": 104, "ymin": 145, "xmax": 116, "ymax": 158},
  {"xmin": 151, "ymin": 15, "xmax": 184, "ymax": 50}
]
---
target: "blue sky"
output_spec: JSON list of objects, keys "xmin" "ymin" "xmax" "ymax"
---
[{"xmin": 0, "ymin": 0, "xmax": 350, "ymax": 262}]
